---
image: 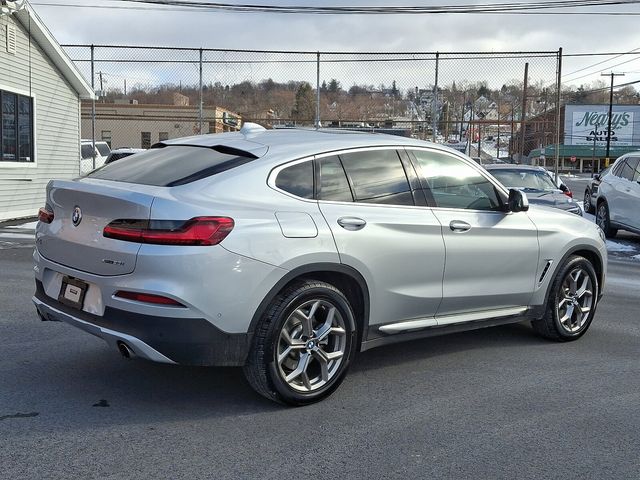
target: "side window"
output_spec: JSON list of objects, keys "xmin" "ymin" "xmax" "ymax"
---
[
  {"xmin": 275, "ymin": 161, "xmax": 314, "ymax": 199},
  {"xmin": 411, "ymin": 149, "xmax": 503, "ymax": 211},
  {"xmin": 317, "ymin": 155, "xmax": 353, "ymax": 202},
  {"xmin": 339, "ymin": 149, "xmax": 414, "ymax": 206},
  {"xmin": 620, "ymin": 157, "xmax": 639, "ymax": 181},
  {"xmin": 631, "ymin": 158, "xmax": 640, "ymax": 182}
]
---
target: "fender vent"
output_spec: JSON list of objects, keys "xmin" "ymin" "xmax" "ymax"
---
[{"xmin": 538, "ymin": 260, "xmax": 553, "ymax": 284}]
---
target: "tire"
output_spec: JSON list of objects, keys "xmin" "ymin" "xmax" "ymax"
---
[
  {"xmin": 243, "ymin": 280, "xmax": 357, "ymax": 406},
  {"xmin": 531, "ymin": 255, "xmax": 598, "ymax": 342},
  {"xmin": 596, "ymin": 201, "xmax": 617, "ymax": 238},
  {"xmin": 583, "ymin": 189, "xmax": 594, "ymax": 214}
]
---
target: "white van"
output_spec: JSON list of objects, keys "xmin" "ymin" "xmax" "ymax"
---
[{"xmin": 80, "ymin": 140, "xmax": 111, "ymax": 173}]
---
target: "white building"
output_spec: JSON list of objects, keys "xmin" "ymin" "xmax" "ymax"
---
[{"xmin": 0, "ymin": 1, "xmax": 93, "ymax": 221}]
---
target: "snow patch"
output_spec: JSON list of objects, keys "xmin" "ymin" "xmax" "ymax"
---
[{"xmin": 606, "ymin": 240, "xmax": 637, "ymax": 252}]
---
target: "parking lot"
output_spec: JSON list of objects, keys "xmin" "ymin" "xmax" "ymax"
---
[{"xmin": 1, "ymin": 219, "xmax": 639, "ymax": 479}]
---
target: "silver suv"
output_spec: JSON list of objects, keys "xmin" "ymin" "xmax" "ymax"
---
[
  {"xmin": 595, "ymin": 152, "xmax": 640, "ymax": 238},
  {"xmin": 33, "ymin": 125, "xmax": 607, "ymax": 405}
]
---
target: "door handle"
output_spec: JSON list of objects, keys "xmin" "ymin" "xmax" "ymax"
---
[
  {"xmin": 449, "ymin": 220, "xmax": 471, "ymax": 233},
  {"xmin": 337, "ymin": 217, "xmax": 366, "ymax": 231}
]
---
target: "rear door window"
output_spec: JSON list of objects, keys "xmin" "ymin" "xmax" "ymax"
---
[
  {"xmin": 317, "ymin": 155, "xmax": 353, "ymax": 202},
  {"xmin": 339, "ymin": 149, "xmax": 414, "ymax": 206},
  {"xmin": 88, "ymin": 146, "xmax": 257, "ymax": 186}
]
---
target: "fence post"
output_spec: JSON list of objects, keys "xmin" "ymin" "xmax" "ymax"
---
[
  {"xmin": 519, "ymin": 62, "xmax": 529, "ymax": 163},
  {"xmin": 199, "ymin": 48, "xmax": 203, "ymax": 135},
  {"xmin": 90, "ymin": 44, "xmax": 96, "ymax": 170},
  {"xmin": 316, "ymin": 52, "xmax": 321, "ymax": 129},
  {"xmin": 554, "ymin": 48, "xmax": 563, "ymax": 180},
  {"xmin": 432, "ymin": 52, "xmax": 439, "ymax": 143}
]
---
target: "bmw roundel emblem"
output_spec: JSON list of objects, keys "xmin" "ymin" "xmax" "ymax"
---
[{"xmin": 72, "ymin": 206, "xmax": 82, "ymax": 227}]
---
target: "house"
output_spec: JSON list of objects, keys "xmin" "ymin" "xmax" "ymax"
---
[{"xmin": 0, "ymin": 1, "xmax": 94, "ymax": 221}]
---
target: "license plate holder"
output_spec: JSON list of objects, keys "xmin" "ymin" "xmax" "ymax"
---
[{"xmin": 58, "ymin": 276, "xmax": 88, "ymax": 310}]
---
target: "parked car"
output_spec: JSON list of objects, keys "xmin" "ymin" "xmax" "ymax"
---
[
  {"xmin": 105, "ymin": 148, "xmax": 146, "ymax": 165},
  {"xmin": 485, "ymin": 164, "xmax": 582, "ymax": 215},
  {"xmin": 595, "ymin": 153, "xmax": 640, "ymax": 238},
  {"xmin": 34, "ymin": 125, "xmax": 606, "ymax": 405},
  {"xmin": 80, "ymin": 140, "xmax": 111, "ymax": 171},
  {"xmin": 583, "ymin": 166, "xmax": 610, "ymax": 214}
]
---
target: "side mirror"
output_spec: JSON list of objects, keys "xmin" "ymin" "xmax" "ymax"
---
[
  {"xmin": 559, "ymin": 184, "xmax": 568, "ymax": 192},
  {"xmin": 594, "ymin": 174, "xmax": 601, "ymax": 181},
  {"xmin": 508, "ymin": 188, "xmax": 529, "ymax": 212}
]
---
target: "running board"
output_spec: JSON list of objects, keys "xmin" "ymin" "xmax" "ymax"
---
[{"xmin": 378, "ymin": 306, "xmax": 528, "ymax": 334}]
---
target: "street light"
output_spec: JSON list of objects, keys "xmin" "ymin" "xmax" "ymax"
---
[{"xmin": 601, "ymin": 72, "xmax": 624, "ymax": 167}]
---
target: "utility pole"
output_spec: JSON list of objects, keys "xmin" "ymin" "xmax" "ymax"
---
[
  {"xmin": 591, "ymin": 123, "xmax": 599, "ymax": 177},
  {"xmin": 467, "ymin": 102, "xmax": 474, "ymax": 156},
  {"xmin": 601, "ymin": 71, "xmax": 625, "ymax": 167},
  {"xmin": 519, "ymin": 62, "xmax": 529, "ymax": 163},
  {"xmin": 432, "ymin": 52, "xmax": 440, "ymax": 143}
]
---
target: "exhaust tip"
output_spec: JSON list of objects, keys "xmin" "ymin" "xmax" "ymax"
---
[{"xmin": 117, "ymin": 341, "xmax": 134, "ymax": 359}]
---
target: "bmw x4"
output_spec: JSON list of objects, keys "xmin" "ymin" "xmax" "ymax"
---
[{"xmin": 33, "ymin": 124, "xmax": 607, "ymax": 405}]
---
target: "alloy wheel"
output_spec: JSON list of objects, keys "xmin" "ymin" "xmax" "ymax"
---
[
  {"xmin": 276, "ymin": 299, "xmax": 347, "ymax": 392},
  {"xmin": 596, "ymin": 204, "xmax": 608, "ymax": 231},
  {"xmin": 556, "ymin": 266, "xmax": 594, "ymax": 333}
]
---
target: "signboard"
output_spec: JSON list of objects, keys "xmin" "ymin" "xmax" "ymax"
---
[{"xmin": 565, "ymin": 104, "xmax": 638, "ymax": 147}]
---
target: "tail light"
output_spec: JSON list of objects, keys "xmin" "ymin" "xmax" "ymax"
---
[
  {"xmin": 38, "ymin": 207, "xmax": 54, "ymax": 224},
  {"xmin": 104, "ymin": 216, "xmax": 234, "ymax": 246},
  {"xmin": 114, "ymin": 290, "xmax": 185, "ymax": 306},
  {"xmin": 563, "ymin": 189, "xmax": 573, "ymax": 198}
]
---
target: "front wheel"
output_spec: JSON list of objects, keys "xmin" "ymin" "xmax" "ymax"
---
[
  {"xmin": 531, "ymin": 255, "xmax": 598, "ymax": 341},
  {"xmin": 244, "ymin": 280, "xmax": 357, "ymax": 405}
]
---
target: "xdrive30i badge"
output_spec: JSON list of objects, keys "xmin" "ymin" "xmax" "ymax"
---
[{"xmin": 72, "ymin": 206, "xmax": 82, "ymax": 227}]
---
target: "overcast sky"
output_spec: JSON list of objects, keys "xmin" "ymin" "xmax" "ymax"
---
[{"xmin": 29, "ymin": 0, "xmax": 640, "ymax": 89}]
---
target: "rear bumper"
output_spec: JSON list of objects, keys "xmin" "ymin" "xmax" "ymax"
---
[{"xmin": 33, "ymin": 280, "xmax": 249, "ymax": 366}]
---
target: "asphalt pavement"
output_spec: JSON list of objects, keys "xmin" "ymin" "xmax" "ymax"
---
[{"xmin": 1, "ymin": 227, "xmax": 639, "ymax": 479}]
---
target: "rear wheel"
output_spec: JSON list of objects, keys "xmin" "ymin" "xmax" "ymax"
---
[
  {"xmin": 583, "ymin": 189, "xmax": 594, "ymax": 214},
  {"xmin": 531, "ymin": 255, "xmax": 598, "ymax": 341},
  {"xmin": 596, "ymin": 201, "xmax": 617, "ymax": 238},
  {"xmin": 244, "ymin": 280, "xmax": 356, "ymax": 405}
]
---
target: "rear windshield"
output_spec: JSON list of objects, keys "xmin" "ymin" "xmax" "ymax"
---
[{"xmin": 87, "ymin": 145, "xmax": 257, "ymax": 187}]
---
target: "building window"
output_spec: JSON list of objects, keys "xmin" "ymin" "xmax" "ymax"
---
[
  {"xmin": 101, "ymin": 130, "xmax": 112, "ymax": 148},
  {"xmin": 141, "ymin": 132, "xmax": 151, "ymax": 149},
  {"xmin": 158, "ymin": 132, "xmax": 169, "ymax": 142},
  {"xmin": 1, "ymin": 90, "xmax": 34, "ymax": 163}
]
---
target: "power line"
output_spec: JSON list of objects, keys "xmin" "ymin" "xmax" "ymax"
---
[
  {"xmin": 561, "ymin": 47, "xmax": 640, "ymax": 79},
  {"xmin": 31, "ymin": 0, "xmax": 640, "ymax": 15}
]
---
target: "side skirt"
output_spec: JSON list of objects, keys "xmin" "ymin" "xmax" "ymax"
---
[{"xmin": 361, "ymin": 311, "xmax": 532, "ymax": 352}]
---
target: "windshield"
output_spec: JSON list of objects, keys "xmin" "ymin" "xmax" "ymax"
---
[{"xmin": 489, "ymin": 169, "xmax": 558, "ymax": 191}]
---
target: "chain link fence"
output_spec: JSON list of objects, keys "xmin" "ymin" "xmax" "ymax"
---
[{"xmin": 63, "ymin": 45, "xmax": 561, "ymax": 174}]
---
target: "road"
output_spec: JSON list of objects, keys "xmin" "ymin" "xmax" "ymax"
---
[{"xmin": 1, "ymin": 237, "xmax": 639, "ymax": 479}]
